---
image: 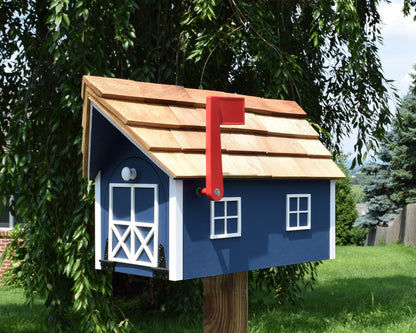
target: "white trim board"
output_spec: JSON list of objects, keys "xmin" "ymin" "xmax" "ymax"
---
[
  {"xmin": 169, "ymin": 178, "xmax": 183, "ymax": 281},
  {"xmin": 94, "ymin": 171, "xmax": 102, "ymax": 270},
  {"xmin": 330, "ymin": 180, "xmax": 336, "ymax": 259},
  {"xmin": 88, "ymin": 102, "xmax": 94, "ymax": 181}
]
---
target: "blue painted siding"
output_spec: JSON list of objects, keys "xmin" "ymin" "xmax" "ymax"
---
[
  {"xmin": 182, "ymin": 179, "xmax": 331, "ymax": 280},
  {"xmin": 90, "ymin": 108, "xmax": 169, "ymax": 277},
  {"xmin": 90, "ymin": 107, "xmax": 333, "ymax": 280}
]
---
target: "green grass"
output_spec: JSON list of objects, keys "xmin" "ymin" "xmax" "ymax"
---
[
  {"xmin": 249, "ymin": 244, "xmax": 416, "ymax": 332},
  {"xmin": 0, "ymin": 286, "xmax": 48, "ymax": 333},
  {"xmin": 1, "ymin": 244, "xmax": 416, "ymax": 332}
]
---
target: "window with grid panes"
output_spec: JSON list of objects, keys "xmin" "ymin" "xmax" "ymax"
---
[
  {"xmin": 286, "ymin": 194, "xmax": 311, "ymax": 231},
  {"xmin": 210, "ymin": 197, "xmax": 241, "ymax": 239}
]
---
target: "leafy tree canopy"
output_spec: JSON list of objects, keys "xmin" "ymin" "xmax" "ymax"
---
[{"xmin": 0, "ymin": 0, "xmax": 411, "ymax": 331}]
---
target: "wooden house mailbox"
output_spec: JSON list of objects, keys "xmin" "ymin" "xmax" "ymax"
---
[{"xmin": 81, "ymin": 76, "xmax": 344, "ymax": 281}]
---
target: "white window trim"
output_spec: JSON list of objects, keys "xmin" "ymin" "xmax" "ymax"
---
[
  {"xmin": 210, "ymin": 197, "xmax": 242, "ymax": 239},
  {"xmin": 286, "ymin": 194, "xmax": 311, "ymax": 231},
  {"xmin": 0, "ymin": 197, "xmax": 16, "ymax": 230},
  {"xmin": 108, "ymin": 183, "xmax": 159, "ymax": 268}
]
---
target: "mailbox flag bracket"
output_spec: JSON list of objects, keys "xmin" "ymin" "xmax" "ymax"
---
[{"xmin": 198, "ymin": 96, "xmax": 245, "ymax": 201}]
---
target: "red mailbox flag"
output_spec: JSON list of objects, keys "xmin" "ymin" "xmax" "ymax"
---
[{"xmin": 198, "ymin": 96, "xmax": 245, "ymax": 201}]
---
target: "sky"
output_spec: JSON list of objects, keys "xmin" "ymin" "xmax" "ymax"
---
[
  {"xmin": 342, "ymin": 0, "xmax": 416, "ymax": 155},
  {"xmin": 378, "ymin": 0, "xmax": 416, "ymax": 97}
]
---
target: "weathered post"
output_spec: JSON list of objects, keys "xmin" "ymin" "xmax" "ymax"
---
[{"xmin": 203, "ymin": 271, "xmax": 248, "ymax": 333}]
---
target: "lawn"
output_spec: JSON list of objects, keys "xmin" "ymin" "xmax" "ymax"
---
[
  {"xmin": 1, "ymin": 244, "xmax": 416, "ymax": 332},
  {"xmin": 249, "ymin": 244, "xmax": 416, "ymax": 333},
  {"xmin": 0, "ymin": 287, "xmax": 48, "ymax": 333}
]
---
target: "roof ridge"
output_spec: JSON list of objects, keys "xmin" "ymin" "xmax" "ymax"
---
[{"xmin": 82, "ymin": 75, "xmax": 306, "ymax": 118}]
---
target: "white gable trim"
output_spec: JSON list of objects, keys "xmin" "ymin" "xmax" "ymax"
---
[
  {"xmin": 330, "ymin": 180, "xmax": 336, "ymax": 259},
  {"xmin": 89, "ymin": 102, "xmax": 172, "ymax": 179},
  {"xmin": 94, "ymin": 171, "xmax": 102, "ymax": 270},
  {"xmin": 88, "ymin": 102, "xmax": 94, "ymax": 180},
  {"xmin": 169, "ymin": 178, "xmax": 183, "ymax": 281}
]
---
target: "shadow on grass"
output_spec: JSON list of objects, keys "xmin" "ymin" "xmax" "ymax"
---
[
  {"xmin": 250, "ymin": 275, "xmax": 416, "ymax": 332},
  {"xmin": 130, "ymin": 312, "xmax": 202, "ymax": 333},
  {"xmin": 0, "ymin": 294, "xmax": 48, "ymax": 333}
]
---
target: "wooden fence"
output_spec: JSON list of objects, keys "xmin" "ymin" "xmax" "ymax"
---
[{"xmin": 365, "ymin": 203, "xmax": 416, "ymax": 247}]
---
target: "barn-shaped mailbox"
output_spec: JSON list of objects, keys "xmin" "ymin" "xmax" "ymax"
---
[{"xmin": 81, "ymin": 76, "xmax": 344, "ymax": 281}]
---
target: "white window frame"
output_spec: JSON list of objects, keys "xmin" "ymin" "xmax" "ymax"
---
[
  {"xmin": 210, "ymin": 197, "xmax": 242, "ymax": 239},
  {"xmin": 286, "ymin": 194, "xmax": 311, "ymax": 231},
  {"xmin": 0, "ymin": 197, "xmax": 16, "ymax": 230},
  {"xmin": 108, "ymin": 183, "xmax": 159, "ymax": 268}
]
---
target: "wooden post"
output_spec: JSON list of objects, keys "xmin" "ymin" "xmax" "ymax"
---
[{"xmin": 203, "ymin": 271, "xmax": 248, "ymax": 333}]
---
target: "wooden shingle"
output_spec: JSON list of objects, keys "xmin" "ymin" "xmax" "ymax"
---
[{"xmin": 82, "ymin": 76, "xmax": 344, "ymax": 180}]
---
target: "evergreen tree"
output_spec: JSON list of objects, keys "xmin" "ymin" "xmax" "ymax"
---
[
  {"xmin": 388, "ymin": 92, "xmax": 416, "ymax": 207},
  {"xmin": 355, "ymin": 66, "xmax": 416, "ymax": 229},
  {"xmin": 354, "ymin": 160, "xmax": 397, "ymax": 228}
]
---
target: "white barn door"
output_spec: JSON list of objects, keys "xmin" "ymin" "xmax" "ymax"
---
[{"xmin": 108, "ymin": 183, "xmax": 159, "ymax": 268}]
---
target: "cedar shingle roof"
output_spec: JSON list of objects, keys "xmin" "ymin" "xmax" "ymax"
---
[{"xmin": 81, "ymin": 76, "xmax": 344, "ymax": 179}]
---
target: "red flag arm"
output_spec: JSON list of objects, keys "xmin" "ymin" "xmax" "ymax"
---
[{"xmin": 198, "ymin": 96, "xmax": 245, "ymax": 201}]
